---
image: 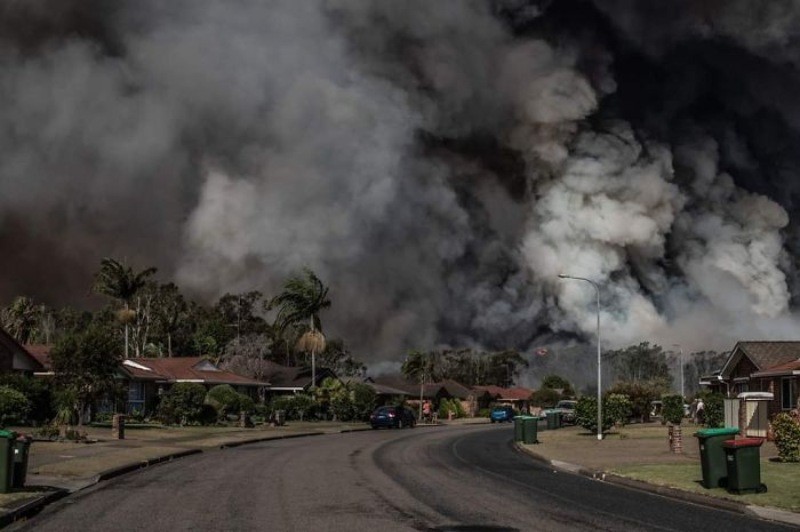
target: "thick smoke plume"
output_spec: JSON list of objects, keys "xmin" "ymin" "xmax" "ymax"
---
[{"xmin": 3, "ymin": 0, "xmax": 800, "ymax": 377}]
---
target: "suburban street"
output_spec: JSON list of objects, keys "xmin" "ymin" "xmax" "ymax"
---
[{"xmin": 11, "ymin": 425, "xmax": 795, "ymax": 532}]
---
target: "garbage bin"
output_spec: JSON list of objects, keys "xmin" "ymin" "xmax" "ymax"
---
[
  {"xmin": 513, "ymin": 416, "xmax": 524, "ymax": 442},
  {"xmin": 522, "ymin": 416, "xmax": 538, "ymax": 444},
  {"xmin": 723, "ymin": 438, "xmax": 767, "ymax": 494},
  {"xmin": 12, "ymin": 435, "xmax": 31, "ymax": 489},
  {"xmin": 694, "ymin": 427, "xmax": 740, "ymax": 488},
  {"xmin": 546, "ymin": 410, "xmax": 561, "ymax": 430},
  {"xmin": 0, "ymin": 430, "xmax": 16, "ymax": 493}
]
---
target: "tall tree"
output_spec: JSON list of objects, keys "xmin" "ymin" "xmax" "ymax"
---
[
  {"xmin": 0, "ymin": 296, "xmax": 41, "ymax": 344},
  {"xmin": 92, "ymin": 258, "xmax": 157, "ymax": 358},
  {"xmin": 270, "ymin": 269, "xmax": 331, "ymax": 385},
  {"xmin": 50, "ymin": 324, "xmax": 123, "ymax": 425},
  {"xmin": 151, "ymin": 283, "xmax": 188, "ymax": 357},
  {"xmin": 607, "ymin": 342, "xmax": 672, "ymax": 388}
]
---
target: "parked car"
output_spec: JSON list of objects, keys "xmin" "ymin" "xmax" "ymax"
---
[
  {"xmin": 370, "ymin": 406, "xmax": 416, "ymax": 429},
  {"xmin": 554, "ymin": 400, "xmax": 577, "ymax": 425},
  {"xmin": 490, "ymin": 405, "xmax": 516, "ymax": 423}
]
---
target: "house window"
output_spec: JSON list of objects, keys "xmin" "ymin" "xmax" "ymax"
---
[
  {"xmin": 782, "ymin": 378, "xmax": 796, "ymax": 410},
  {"xmin": 128, "ymin": 382, "xmax": 146, "ymax": 415}
]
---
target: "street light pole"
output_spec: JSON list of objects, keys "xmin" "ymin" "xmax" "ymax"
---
[
  {"xmin": 673, "ymin": 344, "xmax": 684, "ymax": 399},
  {"xmin": 558, "ymin": 274, "xmax": 603, "ymax": 441}
]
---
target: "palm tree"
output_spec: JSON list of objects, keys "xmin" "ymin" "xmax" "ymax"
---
[
  {"xmin": 270, "ymin": 268, "xmax": 331, "ymax": 387},
  {"xmin": 0, "ymin": 296, "xmax": 40, "ymax": 344},
  {"xmin": 403, "ymin": 350, "xmax": 442, "ymax": 420},
  {"xmin": 92, "ymin": 258, "xmax": 157, "ymax": 358}
]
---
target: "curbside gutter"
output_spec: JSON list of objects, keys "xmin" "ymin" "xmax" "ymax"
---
[{"xmin": 513, "ymin": 442, "xmax": 800, "ymax": 527}]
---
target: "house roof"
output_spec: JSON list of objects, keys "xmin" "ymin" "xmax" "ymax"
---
[
  {"xmin": 752, "ymin": 359, "xmax": 800, "ymax": 378},
  {"xmin": 473, "ymin": 385, "xmax": 533, "ymax": 401},
  {"xmin": 371, "ymin": 376, "xmax": 474, "ymax": 400},
  {"xmin": 721, "ymin": 342, "xmax": 800, "ymax": 378},
  {"xmin": 340, "ymin": 377, "xmax": 410, "ymax": 396},
  {"xmin": 123, "ymin": 357, "xmax": 267, "ymax": 387},
  {"xmin": 24, "ymin": 344, "xmax": 52, "ymax": 372},
  {"xmin": 260, "ymin": 361, "xmax": 334, "ymax": 390},
  {"xmin": 0, "ymin": 329, "xmax": 45, "ymax": 373}
]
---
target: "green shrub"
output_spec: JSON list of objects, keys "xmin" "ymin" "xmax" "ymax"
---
[
  {"xmin": 351, "ymin": 383, "xmax": 377, "ymax": 421},
  {"xmin": 206, "ymin": 385, "xmax": 244, "ymax": 419},
  {"xmin": 662, "ymin": 394, "xmax": 684, "ymax": 425},
  {"xmin": 604, "ymin": 393, "xmax": 632, "ymax": 427},
  {"xmin": 156, "ymin": 383, "xmax": 208, "ymax": 425},
  {"xmin": 530, "ymin": 388, "xmax": 561, "ymax": 408},
  {"xmin": 0, "ymin": 386, "xmax": 31, "ymax": 426},
  {"xmin": 575, "ymin": 396, "xmax": 614, "ymax": 434},
  {"xmin": 606, "ymin": 381, "xmax": 661, "ymax": 423},
  {"xmin": 0, "ymin": 374, "xmax": 53, "ymax": 425},
  {"xmin": 699, "ymin": 392, "xmax": 724, "ymax": 428},
  {"xmin": 478, "ymin": 408, "xmax": 490, "ymax": 418},
  {"xmin": 772, "ymin": 413, "xmax": 800, "ymax": 462}
]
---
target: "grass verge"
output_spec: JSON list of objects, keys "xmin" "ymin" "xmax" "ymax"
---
[{"xmin": 612, "ymin": 461, "xmax": 800, "ymax": 512}]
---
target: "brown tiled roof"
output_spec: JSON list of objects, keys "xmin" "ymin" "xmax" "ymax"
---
[
  {"xmin": 260, "ymin": 361, "xmax": 334, "ymax": 389},
  {"xmin": 24, "ymin": 344, "xmax": 52, "ymax": 371},
  {"xmin": 725, "ymin": 342, "xmax": 800, "ymax": 375},
  {"xmin": 124, "ymin": 357, "xmax": 266, "ymax": 387},
  {"xmin": 0, "ymin": 330, "xmax": 44, "ymax": 372},
  {"xmin": 371, "ymin": 376, "xmax": 475, "ymax": 399},
  {"xmin": 752, "ymin": 359, "xmax": 800, "ymax": 377},
  {"xmin": 473, "ymin": 385, "xmax": 533, "ymax": 401}
]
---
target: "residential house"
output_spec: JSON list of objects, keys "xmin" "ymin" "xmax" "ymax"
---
[
  {"xmin": 261, "ymin": 361, "xmax": 337, "ymax": 397},
  {"xmin": 340, "ymin": 376, "xmax": 410, "ymax": 404},
  {"xmin": 119, "ymin": 357, "xmax": 268, "ymax": 415},
  {"xmin": 716, "ymin": 341, "xmax": 800, "ymax": 419},
  {"xmin": 0, "ymin": 328, "xmax": 44, "ymax": 375},
  {"xmin": 371, "ymin": 376, "xmax": 476, "ymax": 415},
  {"xmin": 473, "ymin": 385, "xmax": 534, "ymax": 415}
]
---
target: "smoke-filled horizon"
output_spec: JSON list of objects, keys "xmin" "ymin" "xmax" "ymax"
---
[{"xmin": 3, "ymin": 0, "xmax": 800, "ymax": 368}]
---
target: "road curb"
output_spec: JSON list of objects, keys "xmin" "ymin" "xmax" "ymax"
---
[
  {"xmin": 95, "ymin": 448, "xmax": 204, "ymax": 482},
  {"xmin": 513, "ymin": 442, "xmax": 777, "ymax": 518},
  {"xmin": 0, "ymin": 488, "xmax": 68, "ymax": 528}
]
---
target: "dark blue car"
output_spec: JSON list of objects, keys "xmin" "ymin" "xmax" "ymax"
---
[
  {"xmin": 370, "ymin": 406, "xmax": 417, "ymax": 429},
  {"xmin": 490, "ymin": 406, "xmax": 516, "ymax": 423}
]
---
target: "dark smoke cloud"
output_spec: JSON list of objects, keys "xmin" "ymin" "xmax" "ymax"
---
[{"xmin": 3, "ymin": 0, "xmax": 800, "ymax": 379}]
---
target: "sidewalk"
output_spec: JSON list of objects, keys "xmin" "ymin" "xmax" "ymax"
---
[{"xmin": 517, "ymin": 421, "xmax": 800, "ymax": 527}]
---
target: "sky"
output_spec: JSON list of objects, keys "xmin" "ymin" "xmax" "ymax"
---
[{"xmin": 3, "ymin": 0, "xmax": 800, "ymax": 376}]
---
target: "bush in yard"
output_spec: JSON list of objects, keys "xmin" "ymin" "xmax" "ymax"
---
[
  {"xmin": 0, "ymin": 374, "xmax": 53, "ymax": 425},
  {"xmin": 604, "ymin": 393, "xmax": 632, "ymax": 427},
  {"xmin": 771, "ymin": 412, "xmax": 800, "ymax": 462},
  {"xmin": 206, "ymin": 385, "xmax": 240, "ymax": 420},
  {"xmin": 330, "ymin": 392, "xmax": 355, "ymax": 421},
  {"xmin": 698, "ymin": 392, "xmax": 724, "ymax": 428},
  {"xmin": 529, "ymin": 388, "xmax": 561, "ymax": 409},
  {"xmin": 661, "ymin": 395, "xmax": 685, "ymax": 425},
  {"xmin": 206, "ymin": 385, "xmax": 253, "ymax": 420},
  {"xmin": 351, "ymin": 383, "xmax": 377, "ymax": 422},
  {"xmin": 575, "ymin": 396, "xmax": 613, "ymax": 434},
  {"xmin": 438, "ymin": 399, "xmax": 457, "ymax": 419},
  {"xmin": 0, "ymin": 386, "xmax": 31, "ymax": 426},
  {"xmin": 606, "ymin": 381, "xmax": 661, "ymax": 423},
  {"xmin": 157, "ymin": 383, "xmax": 208, "ymax": 425}
]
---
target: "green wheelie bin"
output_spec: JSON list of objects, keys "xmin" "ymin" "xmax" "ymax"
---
[
  {"xmin": 545, "ymin": 410, "xmax": 561, "ymax": 430},
  {"xmin": 513, "ymin": 416, "xmax": 524, "ymax": 442},
  {"xmin": 0, "ymin": 430, "xmax": 16, "ymax": 493},
  {"xmin": 522, "ymin": 416, "xmax": 538, "ymax": 444},
  {"xmin": 12, "ymin": 435, "xmax": 31, "ymax": 489},
  {"xmin": 694, "ymin": 427, "xmax": 740, "ymax": 488},
  {"xmin": 723, "ymin": 438, "xmax": 767, "ymax": 494}
]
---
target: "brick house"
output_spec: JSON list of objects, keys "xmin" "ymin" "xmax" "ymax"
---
[
  {"xmin": 120, "ymin": 357, "xmax": 268, "ymax": 415},
  {"xmin": 472, "ymin": 385, "xmax": 534, "ymax": 414},
  {"xmin": 717, "ymin": 341, "xmax": 800, "ymax": 419}
]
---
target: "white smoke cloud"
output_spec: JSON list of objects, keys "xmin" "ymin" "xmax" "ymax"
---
[{"xmin": 3, "ymin": 0, "xmax": 800, "ymax": 372}]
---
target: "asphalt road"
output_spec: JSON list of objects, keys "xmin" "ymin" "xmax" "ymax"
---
[{"xmin": 12, "ymin": 425, "xmax": 796, "ymax": 531}]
